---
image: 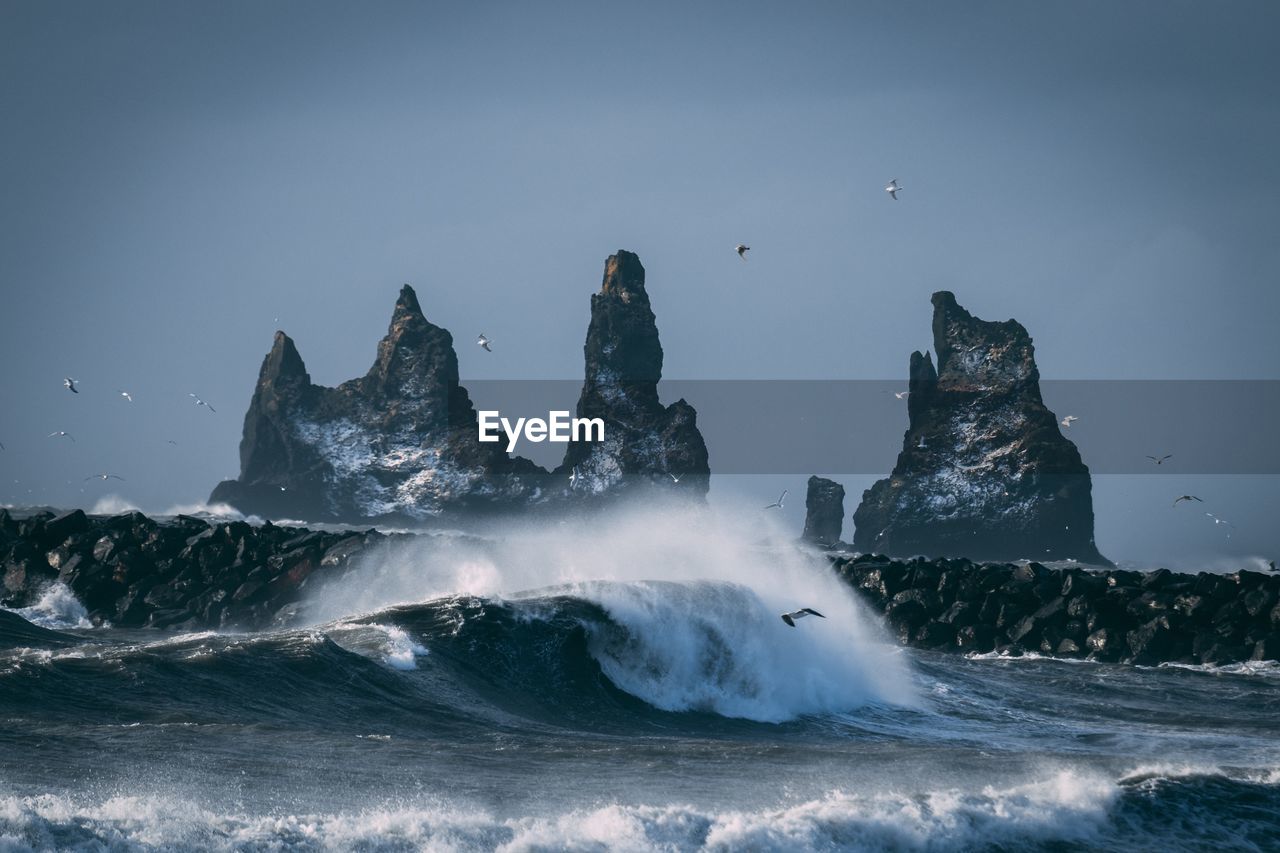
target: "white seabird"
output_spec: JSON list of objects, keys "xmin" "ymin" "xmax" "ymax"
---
[
  {"xmin": 477, "ymin": 334, "xmax": 493, "ymax": 352},
  {"xmin": 736, "ymin": 244, "xmax": 750, "ymax": 260},
  {"xmin": 1146, "ymin": 454, "xmax": 1172, "ymax": 465},
  {"xmin": 894, "ymin": 391, "xmax": 910, "ymax": 400},
  {"xmin": 48, "ymin": 431, "xmax": 75, "ymax": 442},
  {"xmin": 85, "ymin": 473, "xmax": 125, "ymax": 482},
  {"xmin": 668, "ymin": 472, "xmax": 681, "ymax": 484},
  {"xmin": 781, "ymin": 608, "xmax": 825, "ymax": 627},
  {"xmin": 118, "ymin": 390, "xmax": 133, "ymax": 402},
  {"xmin": 764, "ymin": 489, "xmax": 788, "ymax": 509},
  {"xmin": 63, "ymin": 377, "xmax": 79, "ymax": 394},
  {"xmin": 1173, "ymin": 495, "xmax": 1203, "ymax": 507},
  {"xmin": 1060, "ymin": 415, "xmax": 1079, "ymax": 428},
  {"xmin": 885, "ymin": 179, "xmax": 902, "ymax": 200},
  {"xmin": 189, "ymin": 393, "xmax": 216, "ymax": 413}
]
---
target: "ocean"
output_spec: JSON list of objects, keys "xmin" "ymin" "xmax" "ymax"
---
[{"xmin": 2, "ymin": 508, "xmax": 1278, "ymax": 851}]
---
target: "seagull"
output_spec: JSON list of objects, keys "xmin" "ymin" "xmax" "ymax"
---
[
  {"xmin": 1205, "ymin": 512, "xmax": 1235, "ymax": 529},
  {"xmin": 1146, "ymin": 455, "xmax": 1172, "ymax": 465},
  {"xmin": 48, "ymin": 431, "xmax": 75, "ymax": 442},
  {"xmin": 1173, "ymin": 495, "xmax": 1203, "ymax": 507},
  {"xmin": 668, "ymin": 472, "xmax": 681, "ymax": 484},
  {"xmin": 188, "ymin": 393, "xmax": 216, "ymax": 413},
  {"xmin": 893, "ymin": 391, "xmax": 910, "ymax": 400},
  {"xmin": 764, "ymin": 489, "xmax": 788, "ymax": 509},
  {"xmin": 477, "ymin": 334, "xmax": 493, "ymax": 353},
  {"xmin": 85, "ymin": 473, "xmax": 125, "ymax": 482},
  {"xmin": 781, "ymin": 608, "xmax": 825, "ymax": 628},
  {"xmin": 917, "ymin": 435, "xmax": 927, "ymax": 449},
  {"xmin": 63, "ymin": 377, "xmax": 79, "ymax": 394},
  {"xmin": 118, "ymin": 390, "xmax": 133, "ymax": 402},
  {"xmin": 167, "ymin": 439, "xmax": 178, "ymax": 445},
  {"xmin": 1060, "ymin": 415, "xmax": 1079, "ymax": 428},
  {"xmin": 569, "ymin": 466, "xmax": 581, "ymax": 488},
  {"xmin": 735, "ymin": 244, "xmax": 750, "ymax": 260},
  {"xmin": 885, "ymin": 179, "xmax": 902, "ymax": 200}
]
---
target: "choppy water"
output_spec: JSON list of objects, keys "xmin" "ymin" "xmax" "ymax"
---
[{"xmin": 2, "ymin": 508, "xmax": 1278, "ymax": 851}]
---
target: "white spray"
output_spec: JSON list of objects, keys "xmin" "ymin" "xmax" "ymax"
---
[{"xmin": 307, "ymin": 499, "xmax": 917, "ymax": 721}]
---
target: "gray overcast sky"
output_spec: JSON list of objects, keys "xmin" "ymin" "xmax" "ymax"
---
[{"xmin": 1, "ymin": 1, "xmax": 1277, "ymax": 566}]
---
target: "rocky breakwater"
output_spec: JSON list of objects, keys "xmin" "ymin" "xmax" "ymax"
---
[
  {"xmin": 1, "ymin": 508, "xmax": 385, "ymax": 630},
  {"xmin": 836, "ymin": 554, "xmax": 1280, "ymax": 665},
  {"xmin": 558, "ymin": 250, "xmax": 710, "ymax": 498},
  {"xmin": 853, "ymin": 292, "xmax": 1108, "ymax": 564}
]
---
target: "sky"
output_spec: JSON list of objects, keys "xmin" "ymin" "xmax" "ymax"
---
[{"xmin": 1, "ymin": 1, "xmax": 1277, "ymax": 566}]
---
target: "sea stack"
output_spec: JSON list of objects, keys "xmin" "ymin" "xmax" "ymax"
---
[
  {"xmin": 559, "ymin": 250, "xmax": 710, "ymax": 497},
  {"xmin": 210, "ymin": 285, "xmax": 544, "ymax": 521},
  {"xmin": 801, "ymin": 476, "xmax": 845, "ymax": 546},
  {"xmin": 852, "ymin": 292, "xmax": 1109, "ymax": 565}
]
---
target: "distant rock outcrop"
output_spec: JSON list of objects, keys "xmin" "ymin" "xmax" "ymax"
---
[
  {"xmin": 852, "ymin": 292, "xmax": 1109, "ymax": 565},
  {"xmin": 801, "ymin": 476, "xmax": 845, "ymax": 546},
  {"xmin": 210, "ymin": 285, "xmax": 545, "ymax": 522},
  {"xmin": 559, "ymin": 250, "xmax": 710, "ymax": 498}
]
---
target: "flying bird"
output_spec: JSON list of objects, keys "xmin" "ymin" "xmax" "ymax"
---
[
  {"xmin": 48, "ymin": 431, "xmax": 75, "ymax": 442},
  {"xmin": 477, "ymin": 334, "xmax": 492, "ymax": 352},
  {"xmin": 1060, "ymin": 415, "xmax": 1079, "ymax": 428},
  {"xmin": 885, "ymin": 179, "xmax": 902, "ymax": 200},
  {"xmin": 1173, "ymin": 495, "xmax": 1203, "ymax": 507},
  {"xmin": 1205, "ymin": 512, "xmax": 1235, "ymax": 529},
  {"xmin": 917, "ymin": 435, "xmax": 927, "ymax": 449},
  {"xmin": 894, "ymin": 391, "xmax": 910, "ymax": 400},
  {"xmin": 118, "ymin": 390, "xmax": 133, "ymax": 402},
  {"xmin": 1268, "ymin": 560, "xmax": 1276, "ymax": 573},
  {"xmin": 668, "ymin": 472, "xmax": 681, "ymax": 484},
  {"xmin": 781, "ymin": 608, "xmax": 825, "ymax": 628},
  {"xmin": 85, "ymin": 473, "xmax": 125, "ymax": 482},
  {"xmin": 764, "ymin": 489, "xmax": 788, "ymax": 509},
  {"xmin": 1146, "ymin": 455, "xmax": 1172, "ymax": 465},
  {"xmin": 188, "ymin": 393, "xmax": 216, "ymax": 413},
  {"xmin": 569, "ymin": 466, "xmax": 581, "ymax": 488},
  {"xmin": 63, "ymin": 377, "xmax": 79, "ymax": 394},
  {"xmin": 735, "ymin": 244, "xmax": 750, "ymax": 260}
]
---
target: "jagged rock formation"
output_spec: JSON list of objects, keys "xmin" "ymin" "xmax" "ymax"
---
[
  {"xmin": 802, "ymin": 476, "xmax": 845, "ymax": 546},
  {"xmin": 210, "ymin": 285, "xmax": 545, "ymax": 522},
  {"xmin": 853, "ymin": 292, "xmax": 1109, "ymax": 564},
  {"xmin": 211, "ymin": 251, "xmax": 709, "ymax": 522},
  {"xmin": 559, "ymin": 250, "xmax": 710, "ymax": 497}
]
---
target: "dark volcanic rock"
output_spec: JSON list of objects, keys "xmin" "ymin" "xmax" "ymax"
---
[
  {"xmin": 852, "ymin": 292, "xmax": 1108, "ymax": 565},
  {"xmin": 559, "ymin": 251, "xmax": 710, "ymax": 497},
  {"xmin": 212, "ymin": 250, "xmax": 709, "ymax": 522},
  {"xmin": 211, "ymin": 285, "xmax": 547, "ymax": 522},
  {"xmin": 0, "ymin": 510, "xmax": 390, "ymax": 630},
  {"xmin": 801, "ymin": 476, "xmax": 845, "ymax": 546},
  {"xmin": 833, "ymin": 554, "xmax": 1279, "ymax": 666}
]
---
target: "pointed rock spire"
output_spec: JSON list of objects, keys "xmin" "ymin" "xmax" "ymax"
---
[{"xmin": 853, "ymin": 291, "xmax": 1108, "ymax": 565}]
